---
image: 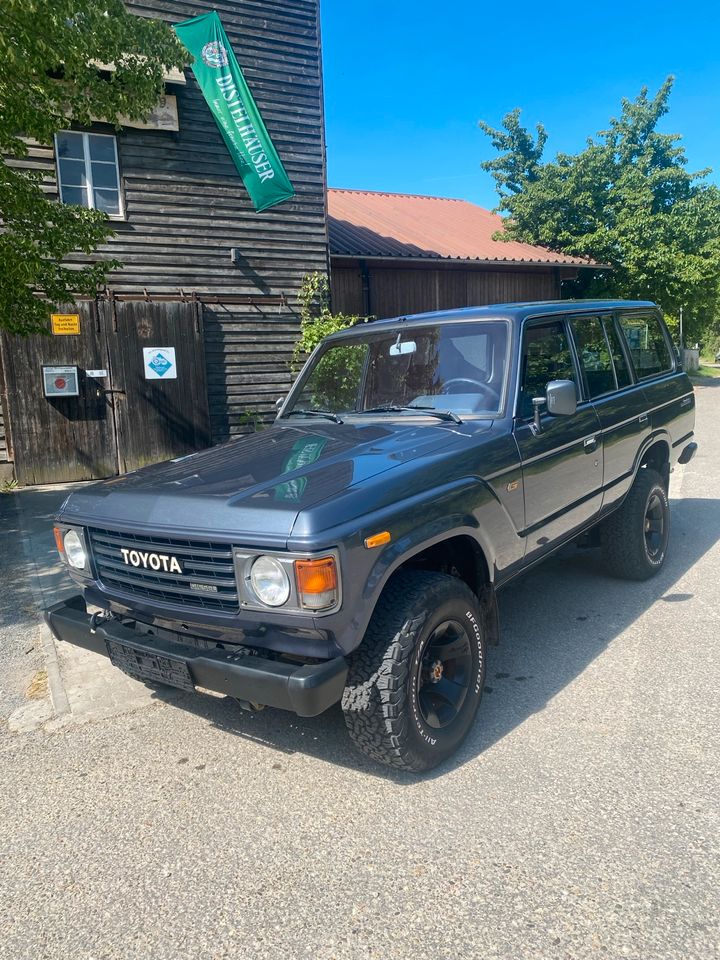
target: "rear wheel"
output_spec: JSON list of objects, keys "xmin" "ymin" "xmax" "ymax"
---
[
  {"xmin": 601, "ymin": 468, "xmax": 670, "ymax": 580},
  {"xmin": 341, "ymin": 571, "xmax": 486, "ymax": 772}
]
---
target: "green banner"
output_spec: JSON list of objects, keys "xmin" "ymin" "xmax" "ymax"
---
[{"xmin": 174, "ymin": 11, "xmax": 294, "ymax": 212}]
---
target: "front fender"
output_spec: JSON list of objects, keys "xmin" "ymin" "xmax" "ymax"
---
[{"xmin": 313, "ymin": 476, "xmax": 511, "ymax": 654}]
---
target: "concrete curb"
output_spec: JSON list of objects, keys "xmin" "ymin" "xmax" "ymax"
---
[{"xmin": 15, "ymin": 495, "xmax": 71, "ymax": 721}]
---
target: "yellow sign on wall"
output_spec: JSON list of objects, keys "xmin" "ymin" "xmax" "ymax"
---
[{"xmin": 51, "ymin": 314, "xmax": 80, "ymax": 335}]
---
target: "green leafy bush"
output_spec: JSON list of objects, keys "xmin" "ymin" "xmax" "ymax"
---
[{"xmin": 294, "ymin": 273, "xmax": 364, "ymax": 360}]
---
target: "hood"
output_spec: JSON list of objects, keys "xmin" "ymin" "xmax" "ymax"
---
[{"xmin": 60, "ymin": 420, "xmax": 467, "ymax": 544}]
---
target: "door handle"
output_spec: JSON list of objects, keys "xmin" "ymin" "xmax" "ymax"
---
[
  {"xmin": 639, "ymin": 413, "xmax": 648, "ymax": 424},
  {"xmin": 583, "ymin": 436, "xmax": 598, "ymax": 452}
]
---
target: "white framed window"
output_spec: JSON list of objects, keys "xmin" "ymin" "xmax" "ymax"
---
[{"xmin": 54, "ymin": 131, "xmax": 124, "ymax": 218}]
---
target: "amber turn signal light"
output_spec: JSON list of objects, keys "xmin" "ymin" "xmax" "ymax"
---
[
  {"xmin": 364, "ymin": 531, "xmax": 391, "ymax": 549},
  {"xmin": 53, "ymin": 526, "xmax": 65, "ymax": 555},
  {"xmin": 294, "ymin": 557, "xmax": 338, "ymax": 610}
]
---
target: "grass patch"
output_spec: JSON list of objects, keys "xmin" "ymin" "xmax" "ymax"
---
[{"xmin": 689, "ymin": 364, "xmax": 720, "ymax": 380}]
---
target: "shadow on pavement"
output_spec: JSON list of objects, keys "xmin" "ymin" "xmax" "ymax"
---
[{"xmin": 141, "ymin": 494, "xmax": 720, "ymax": 783}]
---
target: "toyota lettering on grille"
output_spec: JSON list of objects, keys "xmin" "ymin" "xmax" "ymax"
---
[{"xmin": 120, "ymin": 548, "xmax": 183, "ymax": 574}]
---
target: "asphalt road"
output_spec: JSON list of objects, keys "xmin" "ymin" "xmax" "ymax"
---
[{"xmin": 1, "ymin": 385, "xmax": 718, "ymax": 960}]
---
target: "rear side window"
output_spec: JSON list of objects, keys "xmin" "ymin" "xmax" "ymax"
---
[
  {"xmin": 519, "ymin": 321, "xmax": 576, "ymax": 418},
  {"xmin": 570, "ymin": 315, "xmax": 615, "ymax": 398},
  {"xmin": 603, "ymin": 318, "xmax": 632, "ymax": 388},
  {"xmin": 617, "ymin": 313, "xmax": 673, "ymax": 379}
]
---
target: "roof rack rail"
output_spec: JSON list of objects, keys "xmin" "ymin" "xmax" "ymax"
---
[{"xmin": 352, "ymin": 314, "xmax": 405, "ymax": 326}]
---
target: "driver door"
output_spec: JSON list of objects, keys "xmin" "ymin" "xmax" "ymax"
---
[{"xmin": 513, "ymin": 318, "xmax": 603, "ymax": 564}]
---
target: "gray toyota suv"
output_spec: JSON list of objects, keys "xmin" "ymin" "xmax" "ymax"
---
[{"xmin": 46, "ymin": 300, "xmax": 697, "ymax": 771}]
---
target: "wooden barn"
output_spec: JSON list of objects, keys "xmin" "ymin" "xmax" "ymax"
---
[
  {"xmin": 0, "ymin": 0, "xmax": 327, "ymax": 485},
  {"xmin": 328, "ymin": 189, "xmax": 594, "ymax": 319}
]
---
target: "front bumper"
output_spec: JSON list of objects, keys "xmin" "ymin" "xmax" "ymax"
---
[{"xmin": 45, "ymin": 596, "xmax": 348, "ymax": 717}]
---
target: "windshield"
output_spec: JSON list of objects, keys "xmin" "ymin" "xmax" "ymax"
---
[{"xmin": 285, "ymin": 321, "xmax": 509, "ymax": 419}]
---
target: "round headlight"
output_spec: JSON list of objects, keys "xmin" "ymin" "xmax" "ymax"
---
[
  {"xmin": 250, "ymin": 556, "xmax": 290, "ymax": 607},
  {"xmin": 63, "ymin": 529, "xmax": 87, "ymax": 570}
]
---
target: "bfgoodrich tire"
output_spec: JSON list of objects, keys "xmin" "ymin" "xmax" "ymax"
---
[
  {"xmin": 341, "ymin": 571, "xmax": 486, "ymax": 772},
  {"xmin": 601, "ymin": 468, "xmax": 670, "ymax": 580}
]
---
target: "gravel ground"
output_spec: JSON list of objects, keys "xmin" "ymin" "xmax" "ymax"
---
[{"xmin": 1, "ymin": 385, "xmax": 718, "ymax": 960}]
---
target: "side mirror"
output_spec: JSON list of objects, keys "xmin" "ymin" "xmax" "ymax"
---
[
  {"xmin": 546, "ymin": 379, "xmax": 577, "ymax": 416},
  {"xmin": 531, "ymin": 379, "xmax": 577, "ymax": 433},
  {"xmin": 275, "ymin": 396, "xmax": 285, "ymax": 410}
]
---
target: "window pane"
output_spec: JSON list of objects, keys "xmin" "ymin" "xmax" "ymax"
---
[
  {"xmin": 91, "ymin": 161, "xmax": 118, "ymax": 189},
  {"xmin": 604, "ymin": 319, "xmax": 631, "ymax": 388},
  {"xmin": 61, "ymin": 186, "xmax": 88, "ymax": 207},
  {"xmin": 58, "ymin": 158, "xmax": 87, "ymax": 188},
  {"xmin": 571, "ymin": 315, "xmax": 615, "ymax": 398},
  {"xmin": 296, "ymin": 344, "xmax": 367, "ymax": 413},
  {"xmin": 56, "ymin": 132, "xmax": 84, "ymax": 159},
  {"xmin": 93, "ymin": 189, "xmax": 120, "ymax": 214},
  {"xmin": 291, "ymin": 322, "xmax": 509, "ymax": 417},
  {"xmin": 520, "ymin": 322, "xmax": 576, "ymax": 418},
  {"xmin": 88, "ymin": 135, "xmax": 116, "ymax": 162},
  {"xmin": 363, "ymin": 323, "xmax": 506, "ymax": 414},
  {"xmin": 618, "ymin": 314, "xmax": 673, "ymax": 379}
]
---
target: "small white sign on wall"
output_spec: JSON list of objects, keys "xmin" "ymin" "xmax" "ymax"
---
[{"xmin": 143, "ymin": 347, "xmax": 177, "ymax": 380}]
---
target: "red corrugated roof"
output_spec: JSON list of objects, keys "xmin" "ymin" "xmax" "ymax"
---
[{"xmin": 328, "ymin": 188, "xmax": 592, "ymax": 267}]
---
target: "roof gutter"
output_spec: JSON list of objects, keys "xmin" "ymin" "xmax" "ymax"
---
[{"xmin": 329, "ymin": 253, "xmax": 609, "ymax": 270}]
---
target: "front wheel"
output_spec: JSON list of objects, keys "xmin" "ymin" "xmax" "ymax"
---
[
  {"xmin": 601, "ymin": 468, "xmax": 670, "ymax": 580},
  {"xmin": 341, "ymin": 571, "xmax": 486, "ymax": 772}
]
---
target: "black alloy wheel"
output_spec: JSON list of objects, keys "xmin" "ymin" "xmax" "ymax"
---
[
  {"xmin": 342, "ymin": 570, "xmax": 487, "ymax": 772},
  {"xmin": 644, "ymin": 492, "xmax": 666, "ymax": 561},
  {"xmin": 417, "ymin": 620, "xmax": 473, "ymax": 730}
]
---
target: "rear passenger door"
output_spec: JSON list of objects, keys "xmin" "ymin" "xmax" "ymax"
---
[
  {"xmin": 616, "ymin": 310, "xmax": 693, "ymax": 454},
  {"xmin": 568, "ymin": 313, "xmax": 651, "ymax": 513},
  {"xmin": 514, "ymin": 318, "xmax": 603, "ymax": 564}
]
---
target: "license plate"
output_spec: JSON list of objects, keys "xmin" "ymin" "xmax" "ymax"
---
[{"xmin": 106, "ymin": 639, "xmax": 195, "ymax": 692}]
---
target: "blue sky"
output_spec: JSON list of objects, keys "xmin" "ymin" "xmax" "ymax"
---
[{"xmin": 321, "ymin": 0, "xmax": 720, "ymax": 210}]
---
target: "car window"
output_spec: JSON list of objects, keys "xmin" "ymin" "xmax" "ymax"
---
[
  {"xmin": 295, "ymin": 343, "xmax": 368, "ymax": 412},
  {"xmin": 290, "ymin": 322, "xmax": 509, "ymax": 417},
  {"xmin": 617, "ymin": 313, "xmax": 673, "ymax": 379},
  {"xmin": 570, "ymin": 315, "xmax": 616, "ymax": 398},
  {"xmin": 603, "ymin": 318, "xmax": 632, "ymax": 388},
  {"xmin": 519, "ymin": 321, "xmax": 577, "ymax": 419}
]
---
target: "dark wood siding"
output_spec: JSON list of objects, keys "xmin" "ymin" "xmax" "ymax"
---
[
  {"xmin": 16, "ymin": 0, "xmax": 328, "ymax": 447},
  {"xmin": 0, "ymin": 380, "xmax": 8, "ymax": 464},
  {"xmin": 330, "ymin": 266, "xmax": 365, "ymax": 317},
  {"xmin": 331, "ymin": 259, "xmax": 561, "ymax": 320},
  {"xmin": 0, "ymin": 348, "xmax": 10, "ymax": 466}
]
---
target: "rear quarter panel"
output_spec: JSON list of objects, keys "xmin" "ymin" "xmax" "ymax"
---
[{"xmin": 642, "ymin": 371, "xmax": 695, "ymax": 459}]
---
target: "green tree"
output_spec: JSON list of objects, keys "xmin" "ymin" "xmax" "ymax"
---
[
  {"xmin": 479, "ymin": 79, "xmax": 720, "ymax": 342},
  {"xmin": 0, "ymin": 0, "xmax": 187, "ymax": 334}
]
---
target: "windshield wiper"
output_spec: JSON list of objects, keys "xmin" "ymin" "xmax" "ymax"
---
[
  {"xmin": 358, "ymin": 405, "xmax": 462, "ymax": 424},
  {"xmin": 285, "ymin": 409, "xmax": 343, "ymax": 424}
]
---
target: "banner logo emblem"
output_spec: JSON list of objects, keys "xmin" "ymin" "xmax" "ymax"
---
[{"xmin": 201, "ymin": 41, "xmax": 228, "ymax": 68}]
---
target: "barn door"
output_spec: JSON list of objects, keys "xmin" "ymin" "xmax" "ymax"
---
[
  {"xmin": 0, "ymin": 303, "xmax": 118, "ymax": 485},
  {"xmin": 103, "ymin": 301, "xmax": 210, "ymax": 474}
]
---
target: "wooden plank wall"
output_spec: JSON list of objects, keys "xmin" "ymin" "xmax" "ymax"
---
[
  {"xmin": 0, "ymin": 395, "xmax": 7, "ymax": 463},
  {"xmin": 16, "ymin": 0, "xmax": 327, "ymax": 444},
  {"xmin": 0, "ymin": 348, "xmax": 9, "ymax": 464},
  {"xmin": 331, "ymin": 263, "xmax": 560, "ymax": 320}
]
